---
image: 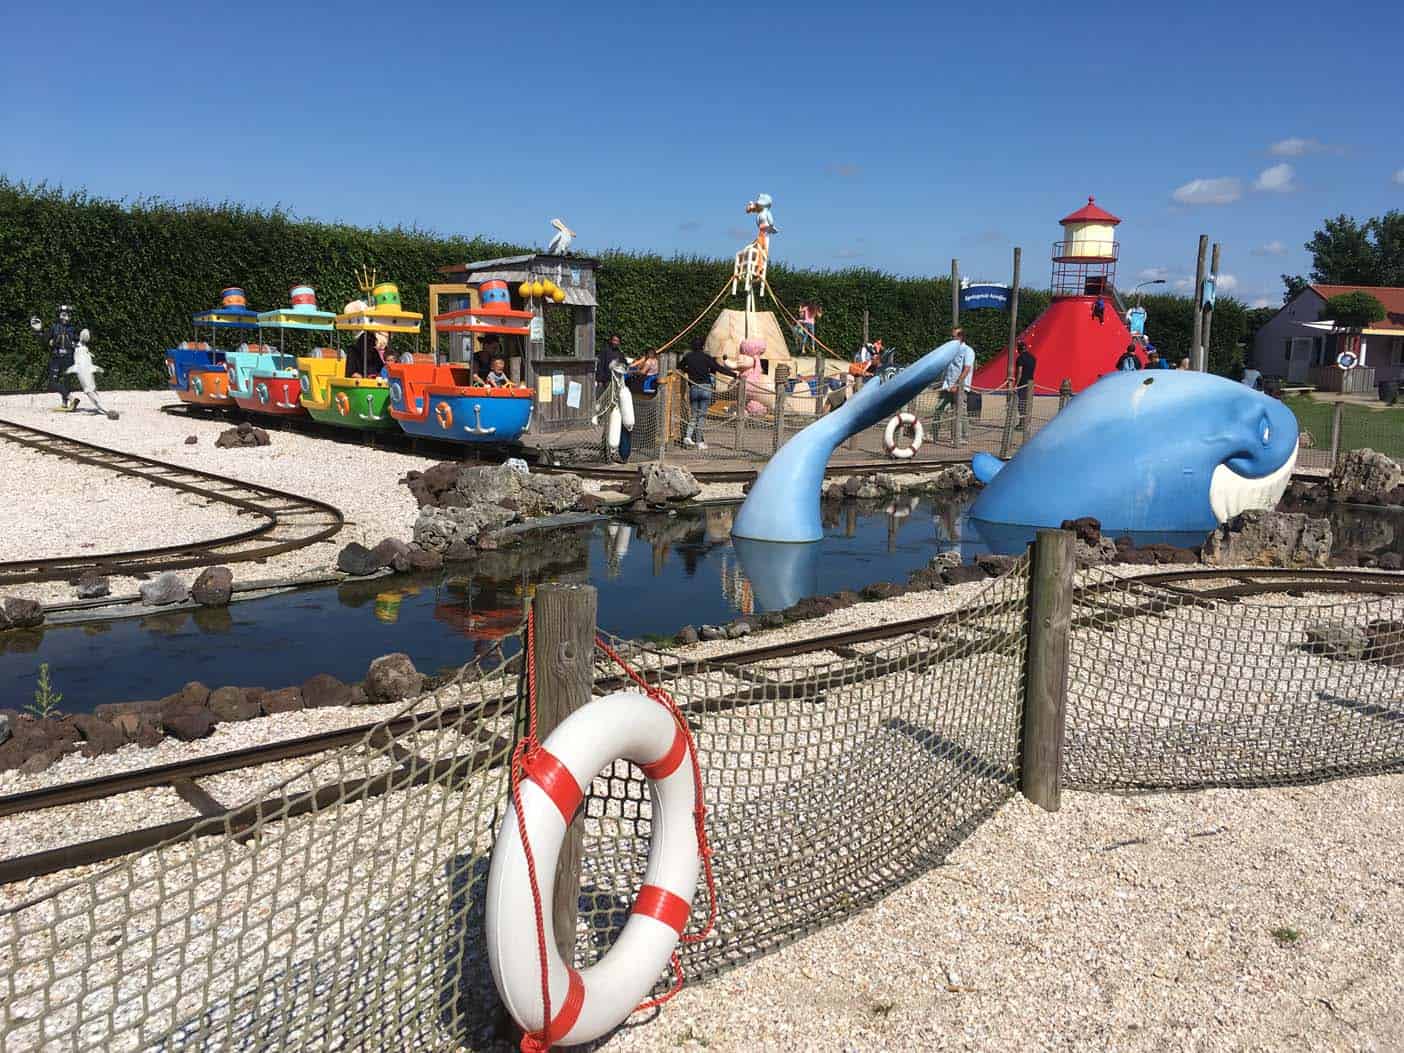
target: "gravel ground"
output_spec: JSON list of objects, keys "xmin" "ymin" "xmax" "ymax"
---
[{"xmin": 0, "ymin": 391, "xmax": 438, "ymax": 605}]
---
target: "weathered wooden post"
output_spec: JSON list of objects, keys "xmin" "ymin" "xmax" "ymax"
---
[
  {"xmin": 999, "ymin": 247, "xmax": 1023, "ymax": 459},
  {"xmin": 1198, "ymin": 241, "xmax": 1221, "ymax": 372},
  {"xmin": 1021, "ymin": 529, "xmax": 1073, "ymax": 811},
  {"xmin": 531, "ymin": 583, "xmax": 597, "ymax": 959},
  {"xmin": 1190, "ymin": 234, "xmax": 1209, "ymax": 373},
  {"xmin": 1058, "ymin": 378, "xmax": 1072, "ymax": 414},
  {"xmin": 734, "ymin": 376, "xmax": 747, "ymax": 454},
  {"xmin": 772, "ymin": 364, "xmax": 790, "ymax": 454},
  {"xmin": 1330, "ymin": 401, "xmax": 1344, "ymax": 467}
]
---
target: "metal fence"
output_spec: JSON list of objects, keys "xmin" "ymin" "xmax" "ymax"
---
[{"xmin": 6, "ymin": 556, "xmax": 1404, "ymax": 1050}]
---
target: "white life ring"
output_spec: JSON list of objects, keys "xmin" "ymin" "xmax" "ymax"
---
[
  {"xmin": 883, "ymin": 412, "xmax": 924, "ymax": 459},
  {"xmin": 486, "ymin": 691, "xmax": 699, "ymax": 1047}
]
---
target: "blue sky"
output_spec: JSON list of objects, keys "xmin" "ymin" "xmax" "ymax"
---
[{"xmin": 5, "ymin": 0, "xmax": 1401, "ymax": 308}]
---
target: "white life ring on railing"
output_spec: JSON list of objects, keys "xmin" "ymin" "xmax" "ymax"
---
[
  {"xmin": 486, "ymin": 691, "xmax": 699, "ymax": 1047},
  {"xmin": 883, "ymin": 412, "xmax": 924, "ymax": 459}
]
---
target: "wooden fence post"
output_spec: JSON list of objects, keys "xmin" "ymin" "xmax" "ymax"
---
[
  {"xmin": 1330, "ymin": 401, "xmax": 1344, "ymax": 467},
  {"xmin": 1057, "ymin": 379, "xmax": 1072, "ymax": 414},
  {"xmin": 772, "ymin": 364, "xmax": 789, "ymax": 454},
  {"xmin": 734, "ymin": 376, "xmax": 747, "ymax": 454},
  {"xmin": 1021, "ymin": 529, "xmax": 1073, "ymax": 811},
  {"xmin": 531, "ymin": 583, "xmax": 598, "ymax": 960}
]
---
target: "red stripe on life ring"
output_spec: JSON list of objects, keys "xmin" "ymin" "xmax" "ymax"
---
[
  {"xmin": 632, "ymin": 884, "xmax": 692, "ymax": 935},
  {"xmin": 639, "ymin": 726, "xmax": 687, "ymax": 781},
  {"xmin": 523, "ymin": 748, "xmax": 583, "ymax": 824},
  {"xmin": 537, "ymin": 966, "xmax": 585, "ymax": 1045}
]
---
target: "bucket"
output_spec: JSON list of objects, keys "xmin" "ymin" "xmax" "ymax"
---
[
  {"xmin": 290, "ymin": 285, "xmax": 318, "ymax": 312},
  {"xmin": 372, "ymin": 282, "xmax": 402, "ymax": 307},
  {"xmin": 480, "ymin": 279, "xmax": 511, "ymax": 307}
]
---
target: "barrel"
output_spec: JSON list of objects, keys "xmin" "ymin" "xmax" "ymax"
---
[
  {"xmin": 221, "ymin": 287, "xmax": 248, "ymax": 308},
  {"xmin": 290, "ymin": 285, "xmax": 318, "ymax": 312},
  {"xmin": 372, "ymin": 282, "xmax": 402, "ymax": 307}
]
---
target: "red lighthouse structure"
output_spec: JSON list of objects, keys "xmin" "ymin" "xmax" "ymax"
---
[{"xmin": 973, "ymin": 196, "xmax": 1140, "ymax": 393}]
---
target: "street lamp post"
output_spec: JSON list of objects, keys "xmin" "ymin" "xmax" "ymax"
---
[{"xmin": 1133, "ymin": 278, "xmax": 1167, "ymax": 303}]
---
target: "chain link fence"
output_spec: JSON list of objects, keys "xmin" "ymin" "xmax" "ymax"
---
[{"xmin": 6, "ymin": 559, "xmax": 1404, "ymax": 1049}]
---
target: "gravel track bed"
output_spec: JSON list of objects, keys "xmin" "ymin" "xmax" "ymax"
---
[
  {"xmin": 0, "ymin": 444, "xmax": 250, "ymax": 564},
  {"xmin": 0, "ymin": 391, "xmax": 438, "ymax": 605}
]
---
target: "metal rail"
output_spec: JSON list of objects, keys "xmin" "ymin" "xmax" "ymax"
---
[{"xmin": 0, "ymin": 417, "xmax": 344, "ymax": 585}]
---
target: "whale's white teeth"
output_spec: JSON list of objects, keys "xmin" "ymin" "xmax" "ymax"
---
[{"xmin": 1208, "ymin": 444, "xmax": 1298, "ymax": 523}]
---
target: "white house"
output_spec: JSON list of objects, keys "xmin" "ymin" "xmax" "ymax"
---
[{"xmin": 1251, "ymin": 283, "xmax": 1404, "ymax": 389}]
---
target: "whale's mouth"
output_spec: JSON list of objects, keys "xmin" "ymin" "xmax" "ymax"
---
[{"xmin": 1208, "ymin": 444, "xmax": 1297, "ymax": 523}]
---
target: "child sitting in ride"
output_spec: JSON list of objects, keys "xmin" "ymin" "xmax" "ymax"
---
[{"xmin": 484, "ymin": 356, "xmax": 510, "ymax": 388}]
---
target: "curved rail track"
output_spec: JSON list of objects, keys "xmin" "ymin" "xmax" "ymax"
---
[
  {"xmin": 2, "ymin": 565, "xmax": 1402, "ymax": 884},
  {"xmin": 0, "ymin": 417, "xmax": 344, "ymax": 586}
]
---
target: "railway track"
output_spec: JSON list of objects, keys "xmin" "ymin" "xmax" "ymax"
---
[
  {"xmin": 0, "ymin": 417, "xmax": 344, "ymax": 586},
  {"xmin": 3, "ymin": 565, "xmax": 1402, "ymax": 885}
]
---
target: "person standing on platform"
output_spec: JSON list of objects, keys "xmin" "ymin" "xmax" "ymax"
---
[
  {"xmin": 1116, "ymin": 344, "xmax": 1141, "ymax": 372},
  {"xmin": 1014, "ymin": 339, "xmax": 1037, "ymax": 429},
  {"xmin": 679, "ymin": 335, "xmax": 738, "ymax": 450},
  {"xmin": 932, "ymin": 328, "xmax": 976, "ymax": 443}
]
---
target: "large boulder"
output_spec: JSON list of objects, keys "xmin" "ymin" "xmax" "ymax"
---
[
  {"xmin": 191, "ymin": 566, "xmax": 234, "ymax": 606},
  {"xmin": 1329, "ymin": 448, "xmax": 1403, "ymax": 504},
  {"xmin": 208, "ymin": 685, "xmax": 261, "ymax": 722},
  {"xmin": 261, "ymin": 687, "xmax": 305, "ymax": 714},
  {"xmin": 158, "ymin": 700, "xmax": 216, "ymax": 741},
  {"xmin": 139, "ymin": 573, "xmax": 189, "ymax": 607},
  {"xmin": 0, "ymin": 712, "xmax": 9, "ymax": 746},
  {"xmin": 401, "ymin": 461, "xmax": 462, "ymax": 508},
  {"xmin": 1200, "ymin": 510, "xmax": 1332, "ymax": 568},
  {"xmin": 2, "ymin": 597, "xmax": 44, "ymax": 629},
  {"xmin": 453, "ymin": 464, "xmax": 525, "ymax": 506},
  {"xmin": 632, "ymin": 463, "xmax": 701, "ymax": 505},
  {"xmin": 71, "ymin": 714, "xmax": 125, "ymax": 757},
  {"xmin": 365, "ymin": 653, "xmax": 424, "ymax": 703},
  {"xmin": 371, "ymin": 538, "xmax": 413, "ymax": 570},
  {"xmin": 412, "ymin": 504, "xmax": 517, "ymax": 554},
  {"xmin": 215, "ymin": 422, "xmax": 271, "ymax": 449},
  {"xmin": 301, "ymin": 673, "xmax": 353, "ymax": 709},
  {"xmin": 337, "ymin": 542, "xmax": 386, "ymax": 577},
  {"xmin": 76, "ymin": 574, "xmax": 111, "ymax": 600},
  {"xmin": 516, "ymin": 473, "xmax": 584, "ymax": 517}
]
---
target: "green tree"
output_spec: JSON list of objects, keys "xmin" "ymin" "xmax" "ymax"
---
[
  {"xmin": 1319, "ymin": 291, "xmax": 1386, "ymax": 329},
  {"xmin": 1306, "ymin": 215, "xmax": 1377, "ymax": 284},
  {"xmin": 1280, "ymin": 274, "xmax": 1309, "ymax": 302},
  {"xmin": 1371, "ymin": 211, "xmax": 1404, "ymax": 286}
]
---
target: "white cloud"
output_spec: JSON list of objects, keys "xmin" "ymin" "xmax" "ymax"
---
[
  {"xmin": 1250, "ymin": 298, "xmax": 1274, "ymax": 309},
  {"xmin": 1137, "ymin": 266, "xmax": 1170, "ymax": 281},
  {"xmin": 1171, "ymin": 177, "xmax": 1241, "ymax": 205},
  {"xmin": 1270, "ymin": 137, "xmax": 1325, "ymax": 157},
  {"xmin": 1215, "ymin": 273, "xmax": 1239, "ymax": 292},
  {"xmin": 1394, "ymin": 168, "xmax": 1404, "ymax": 186},
  {"xmin": 1251, "ymin": 240, "xmax": 1287, "ymax": 256},
  {"xmin": 1173, "ymin": 278, "xmax": 1193, "ymax": 291},
  {"xmin": 1253, "ymin": 163, "xmax": 1297, "ymax": 193}
]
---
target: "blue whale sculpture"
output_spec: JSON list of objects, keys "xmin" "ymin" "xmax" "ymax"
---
[
  {"xmin": 733, "ymin": 340, "xmax": 964, "ymax": 542},
  {"xmin": 969, "ymin": 370, "xmax": 1299, "ymax": 534}
]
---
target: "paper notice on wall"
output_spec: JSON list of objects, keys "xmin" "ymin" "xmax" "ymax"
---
[
  {"xmin": 529, "ymin": 316, "xmax": 544, "ymax": 342},
  {"xmin": 536, "ymin": 377, "xmax": 552, "ymax": 403},
  {"xmin": 551, "ymin": 372, "xmax": 565, "ymax": 395},
  {"xmin": 566, "ymin": 381, "xmax": 582, "ymax": 409}
]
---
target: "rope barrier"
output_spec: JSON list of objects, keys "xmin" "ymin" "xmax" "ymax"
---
[{"xmin": 650, "ymin": 278, "xmax": 735, "ymax": 357}]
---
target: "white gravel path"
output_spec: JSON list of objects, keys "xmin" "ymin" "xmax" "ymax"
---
[{"xmin": 0, "ymin": 391, "xmax": 438, "ymax": 605}]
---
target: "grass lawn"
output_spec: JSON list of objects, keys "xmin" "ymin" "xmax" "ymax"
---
[{"xmin": 1284, "ymin": 395, "xmax": 1404, "ymax": 461}]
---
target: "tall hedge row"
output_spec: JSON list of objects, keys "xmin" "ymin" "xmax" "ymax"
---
[{"xmin": 0, "ymin": 180, "xmax": 1245, "ymax": 389}]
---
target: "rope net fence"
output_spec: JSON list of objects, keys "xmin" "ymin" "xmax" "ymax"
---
[
  {"xmin": 6, "ymin": 562, "xmax": 1404, "ymax": 1049},
  {"xmin": 1065, "ymin": 568, "xmax": 1404, "ymax": 790}
]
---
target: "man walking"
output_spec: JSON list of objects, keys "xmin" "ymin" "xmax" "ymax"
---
[{"xmin": 931, "ymin": 328, "xmax": 976, "ymax": 443}]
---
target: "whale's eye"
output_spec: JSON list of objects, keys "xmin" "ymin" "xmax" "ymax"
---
[{"xmin": 1260, "ymin": 414, "xmax": 1272, "ymax": 447}]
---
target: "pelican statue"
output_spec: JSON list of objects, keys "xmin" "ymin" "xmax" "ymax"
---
[{"xmin": 547, "ymin": 218, "xmax": 576, "ymax": 255}]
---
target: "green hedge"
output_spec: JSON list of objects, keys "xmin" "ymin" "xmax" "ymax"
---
[{"xmin": 0, "ymin": 180, "xmax": 1246, "ymax": 388}]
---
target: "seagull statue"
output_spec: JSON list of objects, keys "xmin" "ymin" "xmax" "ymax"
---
[{"xmin": 547, "ymin": 218, "xmax": 576, "ymax": 255}]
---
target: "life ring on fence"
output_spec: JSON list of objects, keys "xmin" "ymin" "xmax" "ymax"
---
[
  {"xmin": 883, "ymin": 412, "xmax": 924, "ymax": 459},
  {"xmin": 486, "ymin": 690, "xmax": 700, "ymax": 1047},
  {"xmin": 334, "ymin": 391, "xmax": 351, "ymax": 417},
  {"xmin": 435, "ymin": 401, "xmax": 454, "ymax": 430}
]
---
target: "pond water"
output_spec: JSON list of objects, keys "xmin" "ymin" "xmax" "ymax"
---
[{"xmin": 9, "ymin": 494, "xmax": 1393, "ymax": 714}]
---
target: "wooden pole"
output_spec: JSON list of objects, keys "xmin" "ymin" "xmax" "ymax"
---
[
  {"xmin": 999, "ymin": 248, "xmax": 1023, "ymax": 458},
  {"xmin": 1198, "ymin": 242, "xmax": 1221, "ymax": 372},
  {"xmin": 1330, "ymin": 401, "xmax": 1344, "ymax": 466},
  {"xmin": 772, "ymin": 364, "xmax": 789, "ymax": 454},
  {"xmin": 1021, "ymin": 529, "xmax": 1073, "ymax": 811},
  {"xmin": 735, "ymin": 375, "xmax": 746, "ymax": 454},
  {"xmin": 862, "ymin": 307, "xmax": 870, "ymax": 346},
  {"xmin": 531, "ymin": 583, "xmax": 598, "ymax": 959},
  {"xmin": 950, "ymin": 259, "xmax": 960, "ymax": 330},
  {"xmin": 1058, "ymin": 379, "xmax": 1072, "ymax": 414},
  {"xmin": 1190, "ymin": 235, "xmax": 1208, "ymax": 372}
]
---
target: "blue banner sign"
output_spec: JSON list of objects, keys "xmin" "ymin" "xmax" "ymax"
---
[{"xmin": 960, "ymin": 282, "xmax": 1011, "ymax": 311}]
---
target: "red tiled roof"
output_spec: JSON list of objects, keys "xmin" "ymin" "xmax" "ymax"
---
[
  {"xmin": 1059, "ymin": 196, "xmax": 1121, "ymax": 226},
  {"xmin": 1310, "ymin": 284, "xmax": 1404, "ymax": 333}
]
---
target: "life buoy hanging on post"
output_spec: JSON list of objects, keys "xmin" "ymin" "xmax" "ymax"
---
[
  {"xmin": 435, "ymin": 401, "xmax": 454, "ymax": 430},
  {"xmin": 883, "ymin": 412, "xmax": 924, "ymax": 459},
  {"xmin": 486, "ymin": 691, "xmax": 700, "ymax": 1048}
]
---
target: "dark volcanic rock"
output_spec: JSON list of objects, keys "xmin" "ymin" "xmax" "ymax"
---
[
  {"xmin": 184, "ymin": 435, "xmax": 198, "ymax": 445},
  {"xmin": 1329, "ymin": 448, "xmax": 1402, "ymax": 504},
  {"xmin": 159, "ymin": 701, "xmax": 215, "ymax": 741},
  {"xmin": 1379, "ymin": 552, "xmax": 1403, "ymax": 571},
  {"xmin": 906, "ymin": 568, "xmax": 946, "ymax": 591},
  {"xmin": 175, "ymin": 682, "xmax": 211, "ymax": 707},
  {"xmin": 2, "ymin": 598, "xmax": 44, "ymax": 629},
  {"xmin": 1059, "ymin": 517, "xmax": 1102, "ymax": 545},
  {"xmin": 72, "ymin": 714, "xmax": 125, "ymax": 756},
  {"xmin": 76, "ymin": 574, "xmax": 111, "ymax": 600},
  {"xmin": 758, "ymin": 612, "xmax": 786, "ymax": 629},
  {"xmin": 975, "ymin": 554, "xmax": 1017, "ymax": 577},
  {"xmin": 365, "ymin": 653, "xmax": 423, "ymax": 703},
  {"xmin": 191, "ymin": 566, "xmax": 234, "ymax": 606},
  {"xmin": 942, "ymin": 565, "xmax": 990, "ymax": 585},
  {"xmin": 674, "ymin": 626, "xmax": 700, "ymax": 645},
  {"xmin": 1201, "ymin": 510, "xmax": 1329, "ymax": 568},
  {"xmin": 301, "ymin": 673, "xmax": 352, "ymax": 709},
  {"xmin": 861, "ymin": 581, "xmax": 906, "ymax": 601},
  {"xmin": 208, "ymin": 686, "xmax": 261, "ymax": 722},
  {"xmin": 261, "ymin": 687, "xmax": 305, "ymax": 714},
  {"xmin": 215, "ymin": 422, "xmax": 271, "ymax": 449},
  {"xmin": 337, "ymin": 542, "xmax": 385, "ymax": 577},
  {"xmin": 139, "ymin": 572, "xmax": 189, "ymax": 607},
  {"xmin": 371, "ymin": 537, "xmax": 412, "ymax": 569}
]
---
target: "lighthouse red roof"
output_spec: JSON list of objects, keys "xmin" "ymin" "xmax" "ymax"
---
[{"xmin": 1060, "ymin": 196, "xmax": 1121, "ymax": 226}]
